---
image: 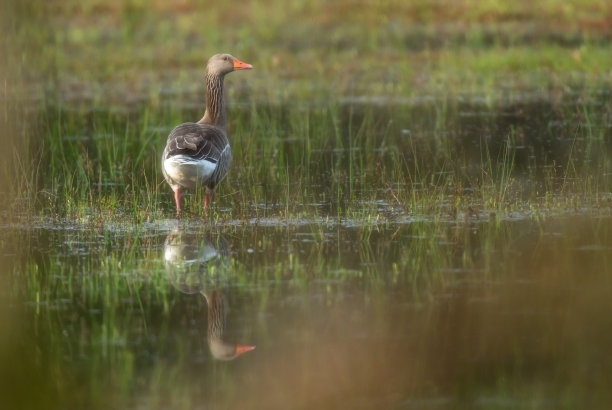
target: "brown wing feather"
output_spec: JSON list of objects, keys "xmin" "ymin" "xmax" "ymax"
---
[
  {"xmin": 162, "ymin": 122, "xmax": 232, "ymax": 190},
  {"xmin": 164, "ymin": 123, "xmax": 228, "ymax": 163}
]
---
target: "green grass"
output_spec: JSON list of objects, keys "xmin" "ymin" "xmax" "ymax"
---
[
  {"xmin": 1, "ymin": 0, "xmax": 611, "ymax": 226},
  {"xmin": 6, "ymin": 92, "xmax": 612, "ymax": 225}
]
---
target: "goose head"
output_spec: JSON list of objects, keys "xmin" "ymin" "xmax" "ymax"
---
[{"xmin": 206, "ymin": 53, "xmax": 253, "ymax": 76}]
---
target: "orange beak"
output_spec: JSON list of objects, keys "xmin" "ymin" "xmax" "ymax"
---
[
  {"xmin": 235, "ymin": 344, "xmax": 256, "ymax": 356},
  {"xmin": 233, "ymin": 57, "xmax": 253, "ymax": 70}
]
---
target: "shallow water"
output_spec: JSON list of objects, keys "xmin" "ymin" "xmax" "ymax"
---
[{"xmin": 3, "ymin": 213, "xmax": 612, "ymax": 409}]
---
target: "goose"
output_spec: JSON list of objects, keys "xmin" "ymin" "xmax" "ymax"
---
[{"xmin": 162, "ymin": 54, "xmax": 252, "ymax": 215}]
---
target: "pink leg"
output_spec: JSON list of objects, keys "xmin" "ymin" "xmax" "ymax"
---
[
  {"xmin": 203, "ymin": 192, "xmax": 212, "ymax": 213},
  {"xmin": 174, "ymin": 189, "xmax": 181, "ymax": 216}
]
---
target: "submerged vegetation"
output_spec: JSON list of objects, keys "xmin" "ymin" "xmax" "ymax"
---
[
  {"xmin": 2, "ymin": 0, "xmax": 612, "ymax": 409},
  {"xmin": 4, "ymin": 213, "xmax": 612, "ymax": 409}
]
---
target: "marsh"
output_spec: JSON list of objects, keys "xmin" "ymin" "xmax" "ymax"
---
[{"xmin": 1, "ymin": 1, "xmax": 612, "ymax": 409}]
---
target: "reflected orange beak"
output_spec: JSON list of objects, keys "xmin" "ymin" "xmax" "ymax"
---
[
  {"xmin": 233, "ymin": 58, "xmax": 253, "ymax": 70},
  {"xmin": 235, "ymin": 344, "xmax": 256, "ymax": 356}
]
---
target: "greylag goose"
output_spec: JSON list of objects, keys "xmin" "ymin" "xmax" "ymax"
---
[{"xmin": 162, "ymin": 54, "xmax": 252, "ymax": 215}]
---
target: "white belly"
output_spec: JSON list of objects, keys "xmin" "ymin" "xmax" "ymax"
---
[{"xmin": 163, "ymin": 155, "xmax": 216, "ymax": 189}]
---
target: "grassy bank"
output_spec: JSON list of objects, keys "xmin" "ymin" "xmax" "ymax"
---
[{"xmin": 1, "ymin": 0, "xmax": 611, "ymax": 224}]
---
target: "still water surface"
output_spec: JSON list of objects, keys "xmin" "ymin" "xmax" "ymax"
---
[{"xmin": 3, "ymin": 213, "xmax": 612, "ymax": 409}]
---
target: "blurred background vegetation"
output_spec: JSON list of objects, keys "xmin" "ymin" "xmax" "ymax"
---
[{"xmin": 3, "ymin": 0, "xmax": 612, "ymax": 102}]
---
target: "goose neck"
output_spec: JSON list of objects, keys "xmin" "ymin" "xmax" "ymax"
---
[{"xmin": 201, "ymin": 73, "xmax": 226, "ymax": 128}]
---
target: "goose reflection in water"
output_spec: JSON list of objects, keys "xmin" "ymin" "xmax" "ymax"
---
[{"xmin": 164, "ymin": 227, "xmax": 256, "ymax": 360}]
